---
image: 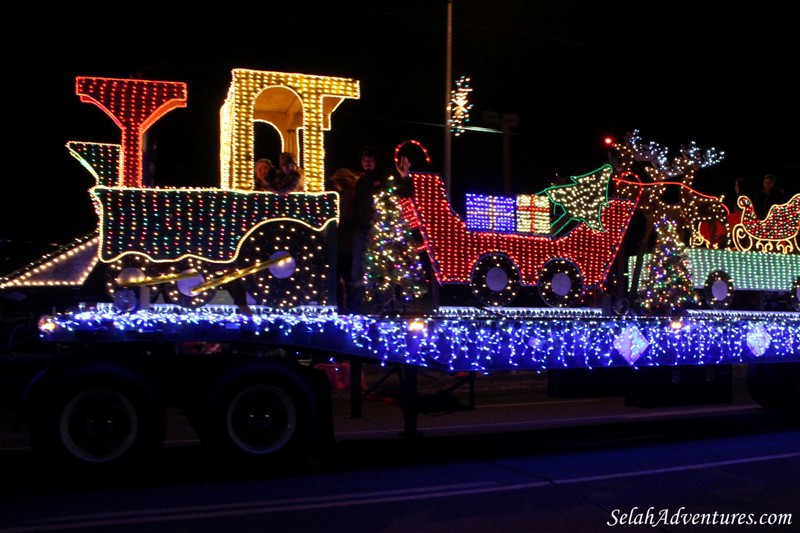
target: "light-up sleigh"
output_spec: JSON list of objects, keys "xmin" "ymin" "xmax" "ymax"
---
[{"xmin": 403, "ymin": 165, "xmax": 641, "ymax": 308}]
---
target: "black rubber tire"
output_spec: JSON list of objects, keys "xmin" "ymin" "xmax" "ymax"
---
[
  {"xmin": 28, "ymin": 363, "xmax": 166, "ymax": 468},
  {"xmin": 194, "ymin": 359, "xmax": 327, "ymax": 465},
  {"xmin": 746, "ymin": 362, "xmax": 800, "ymax": 411}
]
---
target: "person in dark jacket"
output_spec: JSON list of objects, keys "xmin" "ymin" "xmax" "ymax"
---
[
  {"xmin": 327, "ymin": 167, "xmax": 361, "ymax": 312},
  {"xmin": 756, "ymin": 173, "xmax": 785, "ymax": 219},
  {"xmin": 348, "ymin": 146, "xmax": 411, "ymax": 312}
]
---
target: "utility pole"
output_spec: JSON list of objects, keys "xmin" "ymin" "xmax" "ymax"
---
[
  {"xmin": 482, "ymin": 111, "xmax": 519, "ymax": 195},
  {"xmin": 444, "ymin": 0, "xmax": 453, "ymax": 192}
]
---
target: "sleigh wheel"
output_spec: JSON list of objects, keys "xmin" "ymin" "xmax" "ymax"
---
[
  {"xmin": 470, "ymin": 253, "xmax": 520, "ymax": 307},
  {"xmin": 163, "ymin": 258, "xmax": 219, "ymax": 309},
  {"xmin": 537, "ymin": 259, "xmax": 585, "ymax": 308},
  {"xmin": 239, "ymin": 222, "xmax": 328, "ymax": 309}
]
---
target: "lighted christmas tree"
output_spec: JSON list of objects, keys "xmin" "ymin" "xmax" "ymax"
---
[
  {"xmin": 637, "ymin": 217, "xmax": 698, "ymax": 315},
  {"xmin": 363, "ymin": 178, "xmax": 427, "ymax": 311}
]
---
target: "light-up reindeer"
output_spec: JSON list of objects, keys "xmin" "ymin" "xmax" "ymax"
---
[
  {"xmin": 613, "ymin": 130, "xmax": 799, "ymax": 310},
  {"xmin": 611, "ymin": 129, "xmax": 729, "ymax": 253}
]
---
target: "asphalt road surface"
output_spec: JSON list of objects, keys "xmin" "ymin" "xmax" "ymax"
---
[{"xmin": 1, "ymin": 365, "xmax": 798, "ymax": 532}]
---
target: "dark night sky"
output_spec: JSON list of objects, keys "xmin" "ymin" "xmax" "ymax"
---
[{"xmin": 3, "ymin": 1, "xmax": 798, "ymax": 268}]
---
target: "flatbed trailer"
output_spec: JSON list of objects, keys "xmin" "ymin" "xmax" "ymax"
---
[
  {"xmin": 0, "ymin": 302, "xmax": 795, "ymax": 468},
  {"xmin": 36, "ymin": 304, "xmax": 800, "ymax": 372}
]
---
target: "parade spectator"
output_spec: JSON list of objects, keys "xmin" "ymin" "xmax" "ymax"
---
[
  {"xmin": 272, "ymin": 170, "xmax": 303, "ymax": 193},
  {"xmin": 734, "ymin": 177, "xmax": 751, "ymax": 201},
  {"xmin": 727, "ymin": 177, "xmax": 751, "ymax": 226}
]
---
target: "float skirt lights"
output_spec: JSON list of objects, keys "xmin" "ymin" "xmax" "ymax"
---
[{"xmin": 40, "ymin": 305, "xmax": 800, "ymax": 372}]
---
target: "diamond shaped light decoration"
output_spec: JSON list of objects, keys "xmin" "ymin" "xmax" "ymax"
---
[
  {"xmin": 746, "ymin": 323, "xmax": 771, "ymax": 357},
  {"xmin": 614, "ymin": 325, "xmax": 650, "ymax": 365}
]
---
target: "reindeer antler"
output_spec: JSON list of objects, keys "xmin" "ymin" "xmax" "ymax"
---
[
  {"xmin": 612, "ymin": 130, "xmax": 729, "ymax": 251},
  {"xmin": 611, "ymin": 129, "xmax": 665, "ymax": 175},
  {"xmin": 612, "ymin": 129, "xmax": 725, "ymax": 186}
]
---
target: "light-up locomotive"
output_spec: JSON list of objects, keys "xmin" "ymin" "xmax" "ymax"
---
[
  {"xmin": 2, "ymin": 70, "xmax": 359, "ymax": 310},
  {"xmin": 0, "ymin": 69, "xmax": 798, "ymax": 470}
]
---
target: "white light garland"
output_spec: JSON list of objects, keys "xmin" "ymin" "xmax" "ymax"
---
[{"xmin": 39, "ymin": 304, "xmax": 800, "ymax": 372}]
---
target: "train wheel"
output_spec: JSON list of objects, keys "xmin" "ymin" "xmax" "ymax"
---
[
  {"xmin": 163, "ymin": 258, "xmax": 219, "ymax": 309},
  {"xmin": 28, "ymin": 363, "xmax": 166, "ymax": 468},
  {"xmin": 537, "ymin": 259, "xmax": 585, "ymax": 307},
  {"xmin": 104, "ymin": 255, "xmax": 161, "ymax": 310},
  {"xmin": 470, "ymin": 253, "xmax": 520, "ymax": 307},
  {"xmin": 704, "ymin": 270, "xmax": 734, "ymax": 309},
  {"xmin": 239, "ymin": 222, "xmax": 328, "ymax": 309}
]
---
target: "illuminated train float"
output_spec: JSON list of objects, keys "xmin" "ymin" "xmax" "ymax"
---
[
  {"xmin": 1, "ymin": 70, "xmax": 797, "ymax": 312},
  {"xmin": 1, "ymin": 70, "xmax": 359, "ymax": 310}
]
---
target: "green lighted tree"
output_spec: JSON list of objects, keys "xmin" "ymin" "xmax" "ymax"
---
[
  {"xmin": 637, "ymin": 217, "xmax": 698, "ymax": 315},
  {"xmin": 363, "ymin": 178, "xmax": 427, "ymax": 312}
]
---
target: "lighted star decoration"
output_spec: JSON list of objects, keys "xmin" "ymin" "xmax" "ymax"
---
[
  {"xmin": 449, "ymin": 76, "xmax": 473, "ymax": 136},
  {"xmin": 543, "ymin": 164, "xmax": 612, "ymax": 234}
]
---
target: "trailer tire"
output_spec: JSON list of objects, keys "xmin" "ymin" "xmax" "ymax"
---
[
  {"xmin": 470, "ymin": 253, "xmax": 520, "ymax": 307},
  {"xmin": 537, "ymin": 259, "xmax": 585, "ymax": 307},
  {"xmin": 195, "ymin": 359, "xmax": 325, "ymax": 465},
  {"xmin": 28, "ymin": 363, "xmax": 166, "ymax": 468},
  {"xmin": 746, "ymin": 362, "xmax": 800, "ymax": 411},
  {"xmin": 703, "ymin": 270, "xmax": 734, "ymax": 309}
]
